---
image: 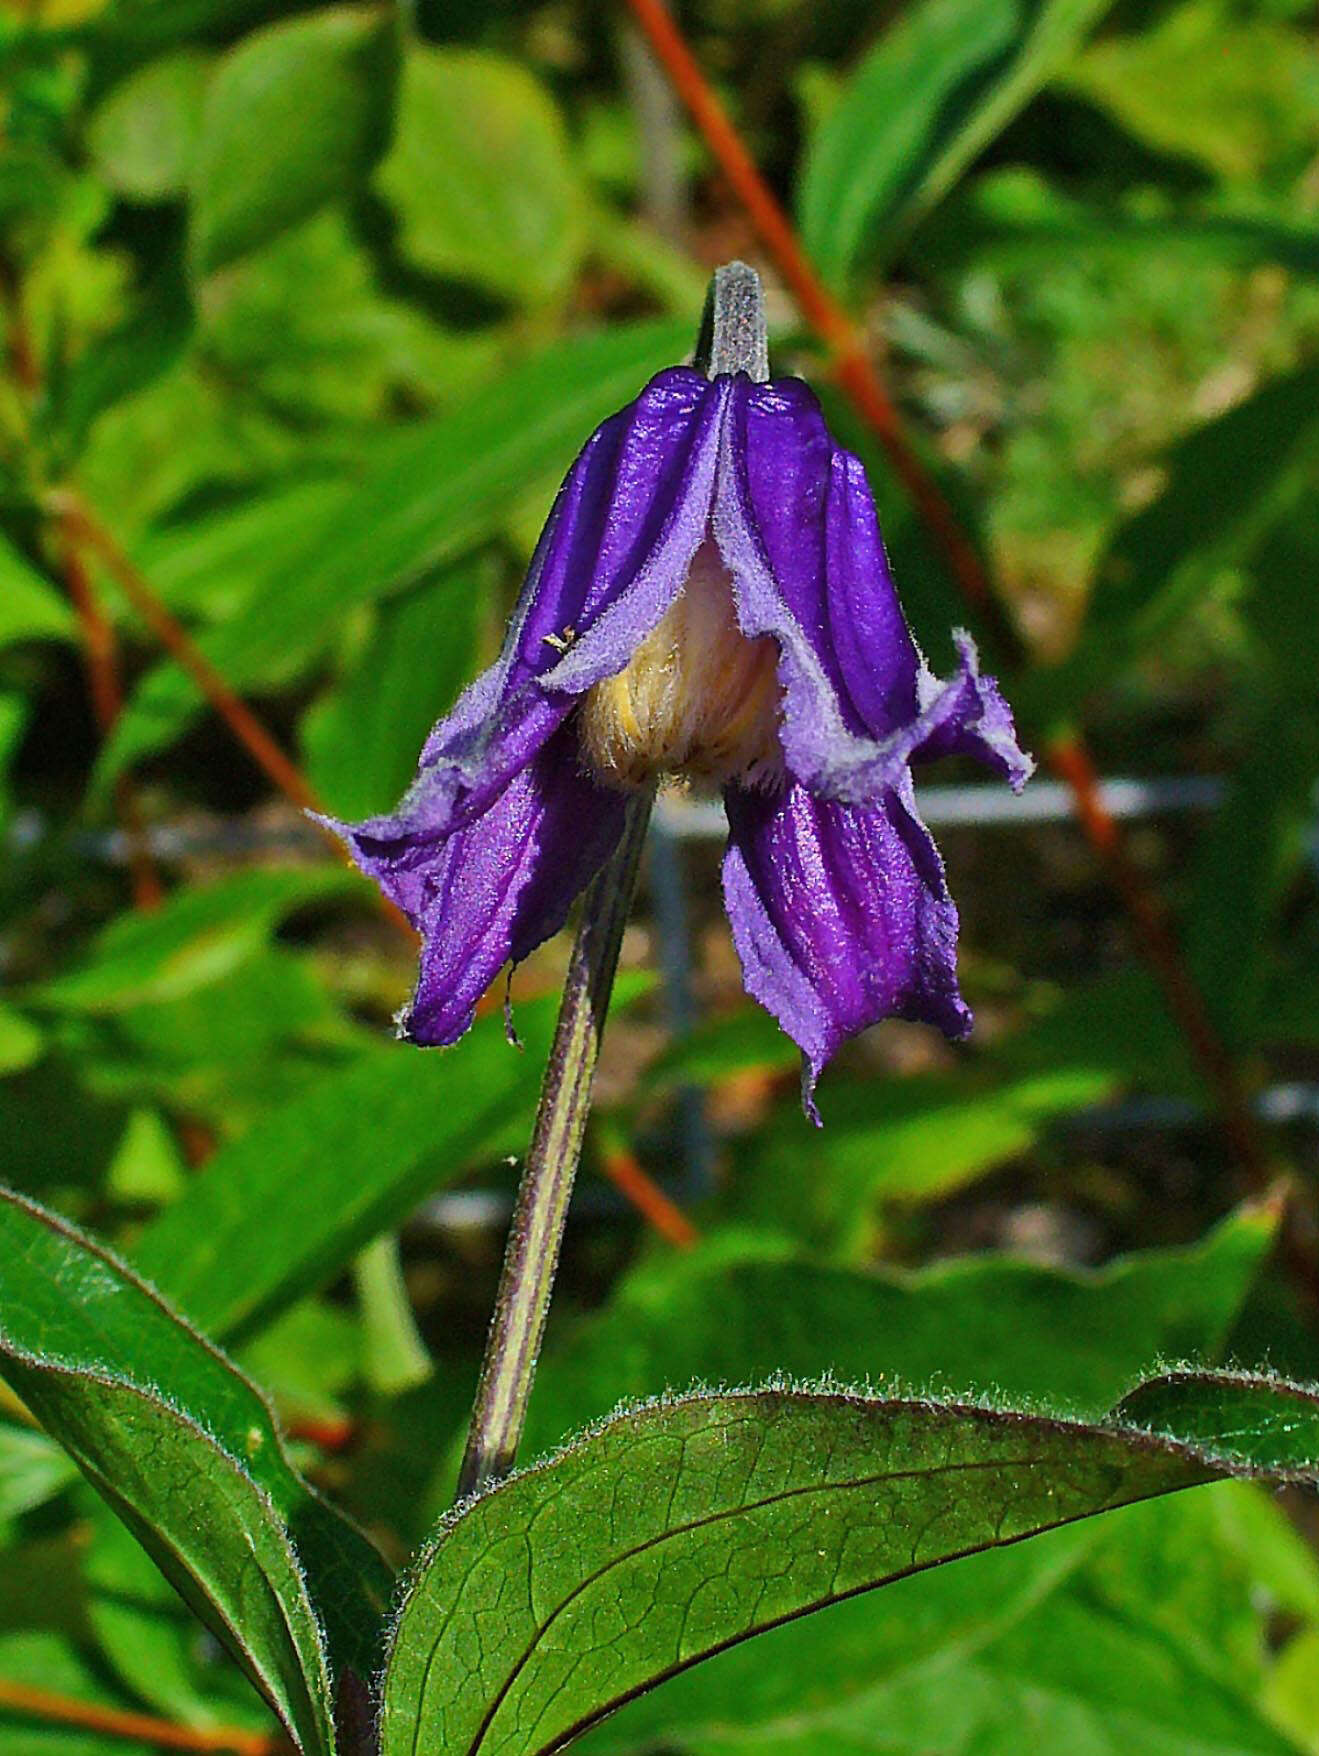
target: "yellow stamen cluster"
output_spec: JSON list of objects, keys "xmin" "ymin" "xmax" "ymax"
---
[{"xmin": 577, "ymin": 541, "xmax": 781, "ymax": 790}]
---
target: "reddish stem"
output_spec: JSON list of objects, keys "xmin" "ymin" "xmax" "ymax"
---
[
  {"xmin": 58, "ymin": 530, "xmax": 163, "ymax": 911},
  {"xmin": 598, "ymin": 1128, "xmax": 700, "ymax": 1248},
  {"xmin": 624, "ymin": 0, "xmax": 1267, "ymax": 1185},
  {"xmin": 0, "ymin": 1680, "xmax": 284, "ymax": 1756}
]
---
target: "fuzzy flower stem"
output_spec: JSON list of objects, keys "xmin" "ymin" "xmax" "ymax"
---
[{"xmin": 456, "ymin": 786, "xmax": 655, "ymax": 1499}]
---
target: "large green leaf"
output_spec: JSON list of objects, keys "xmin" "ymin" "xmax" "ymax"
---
[
  {"xmin": 130, "ymin": 989, "xmax": 569, "ymax": 1341},
  {"xmin": 189, "ymin": 6, "xmax": 398, "ymax": 276},
  {"xmin": 0, "ymin": 1192, "xmax": 393, "ymax": 1751},
  {"xmin": 376, "ymin": 46, "xmax": 587, "ymax": 306},
  {"xmin": 96, "ymin": 318, "xmax": 691, "ymax": 785},
  {"xmin": 583, "ymin": 1486, "xmax": 1316, "ymax": 1754},
  {"xmin": 518, "ymin": 1204, "xmax": 1276, "ymax": 1463},
  {"xmin": 799, "ymin": 0, "xmax": 1114, "ymax": 288},
  {"xmin": 382, "ymin": 1374, "xmax": 1319, "ymax": 1756}
]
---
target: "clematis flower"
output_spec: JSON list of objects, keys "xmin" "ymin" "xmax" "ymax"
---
[{"xmin": 326, "ymin": 312, "xmax": 1031, "ymax": 1120}]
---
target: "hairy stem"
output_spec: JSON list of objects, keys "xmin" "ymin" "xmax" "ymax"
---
[{"xmin": 456, "ymin": 787, "xmax": 655, "ymax": 1498}]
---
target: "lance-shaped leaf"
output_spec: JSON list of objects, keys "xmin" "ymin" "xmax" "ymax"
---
[
  {"xmin": 383, "ymin": 1376, "xmax": 1319, "ymax": 1756},
  {"xmin": 799, "ymin": 0, "xmax": 1115, "ymax": 287},
  {"xmin": 0, "ymin": 1189, "xmax": 394, "ymax": 1752}
]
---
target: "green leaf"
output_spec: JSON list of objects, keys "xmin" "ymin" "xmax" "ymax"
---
[
  {"xmin": 0, "ymin": 1421, "xmax": 79, "ymax": 1523},
  {"xmin": 0, "ymin": 1194, "xmax": 396, "ymax": 1671},
  {"xmin": 302, "ymin": 563, "xmax": 480, "ymax": 819},
  {"xmin": 28, "ymin": 870, "xmax": 358, "ymax": 1014},
  {"xmin": 189, "ymin": 5, "xmax": 398, "ymax": 277},
  {"xmin": 0, "ymin": 540, "xmax": 75, "ymax": 649},
  {"xmin": 377, "ymin": 46, "xmax": 587, "ymax": 306},
  {"xmin": 131, "ymin": 477, "xmax": 352, "ymax": 622},
  {"xmin": 1032, "ymin": 362, "xmax": 1319, "ymax": 718},
  {"xmin": 799, "ymin": 0, "xmax": 1114, "ymax": 288},
  {"xmin": 96, "ymin": 318, "xmax": 691, "ymax": 784},
  {"xmin": 381, "ymin": 1373, "xmax": 1318, "ymax": 1756},
  {"xmin": 0, "ymin": 1194, "xmax": 395, "ymax": 1699},
  {"xmin": 586, "ymin": 1489, "xmax": 1315, "ymax": 1754},
  {"xmin": 519, "ymin": 1204, "xmax": 1277, "ymax": 1465},
  {"xmin": 0, "ymin": 1188, "xmax": 393, "ymax": 1742},
  {"xmin": 130, "ymin": 991, "xmax": 565, "ymax": 1342},
  {"xmin": 1060, "ymin": 0, "xmax": 1319, "ymax": 183},
  {"xmin": 0, "ymin": 1006, "xmax": 43, "ymax": 1079},
  {"xmin": 734, "ymin": 1067, "xmax": 1112, "ymax": 1252},
  {"xmin": 1116, "ymin": 1370, "xmax": 1319, "ymax": 1477},
  {"xmin": 86, "ymin": 52, "xmax": 212, "ymax": 202},
  {"xmin": 923, "ymin": 169, "xmax": 1319, "ymax": 277}
]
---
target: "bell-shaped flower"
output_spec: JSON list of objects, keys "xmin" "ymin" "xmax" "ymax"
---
[{"xmin": 324, "ymin": 349, "xmax": 1031, "ymax": 1119}]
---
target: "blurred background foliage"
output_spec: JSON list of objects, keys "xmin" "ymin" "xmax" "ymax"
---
[{"xmin": 1, "ymin": 0, "xmax": 1319, "ymax": 1751}]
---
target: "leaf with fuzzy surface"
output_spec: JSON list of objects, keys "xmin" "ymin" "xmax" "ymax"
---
[
  {"xmin": 383, "ymin": 1374, "xmax": 1319, "ymax": 1756},
  {"xmin": 0, "ymin": 1190, "xmax": 392, "ymax": 1750}
]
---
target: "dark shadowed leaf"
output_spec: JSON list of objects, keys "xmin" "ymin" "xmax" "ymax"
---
[
  {"xmin": 0, "ymin": 1190, "xmax": 393, "ymax": 1748},
  {"xmin": 382, "ymin": 1374, "xmax": 1319, "ymax": 1756}
]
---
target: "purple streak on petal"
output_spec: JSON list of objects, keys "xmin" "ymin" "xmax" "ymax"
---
[
  {"xmin": 539, "ymin": 370, "xmax": 728, "ymax": 697},
  {"xmin": 722, "ymin": 776, "xmax": 970, "ymax": 1121},
  {"xmin": 334, "ymin": 726, "xmax": 627, "ymax": 1047},
  {"xmin": 711, "ymin": 375, "xmax": 1031, "ymax": 802}
]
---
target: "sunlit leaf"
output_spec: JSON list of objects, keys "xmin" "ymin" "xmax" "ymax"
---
[
  {"xmin": 0, "ymin": 541, "xmax": 75, "ymax": 650},
  {"xmin": 382, "ymin": 1373, "xmax": 1318, "ymax": 1756},
  {"xmin": 27, "ymin": 870, "xmax": 357, "ymax": 1014},
  {"xmin": 0, "ymin": 1189, "xmax": 393, "ymax": 1741},
  {"xmin": 518, "ymin": 1204, "xmax": 1278, "ymax": 1463},
  {"xmin": 131, "ymin": 990, "xmax": 565, "ymax": 1341},
  {"xmin": 87, "ymin": 52, "xmax": 212, "ymax": 202},
  {"xmin": 377, "ymin": 46, "xmax": 587, "ymax": 305},
  {"xmin": 189, "ymin": 6, "xmax": 398, "ymax": 276},
  {"xmin": 799, "ymin": 0, "xmax": 1114, "ymax": 287}
]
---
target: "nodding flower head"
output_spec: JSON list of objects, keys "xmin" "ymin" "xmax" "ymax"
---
[{"xmin": 323, "ymin": 266, "xmax": 1032, "ymax": 1120}]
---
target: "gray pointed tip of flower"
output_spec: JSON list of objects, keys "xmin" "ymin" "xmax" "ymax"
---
[{"xmin": 694, "ymin": 261, "xmax": 769, "ymax": 383}]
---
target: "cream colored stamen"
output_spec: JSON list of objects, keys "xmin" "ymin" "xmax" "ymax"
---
[{"xmin": 577, "ymin": 541, "xmax": 781, "ymax": 790}]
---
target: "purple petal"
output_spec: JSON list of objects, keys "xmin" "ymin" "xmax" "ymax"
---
[
  {"xmin": 912, "ymin": 630, "xmax": 1034, "ymax": 790},
  {"xmin": 341, "ymin": 367, "xmax": 726, "ymax": 860},
  {"xmin": 722, "ymin": 776, "xmax": 970, "ymax": 1121},
  {"xmin": 336, "ymin": 726, "xmax": 627, "ymax": 1046},
  {"xmin": 712, "ymin": 375, "xmax": 1030, "ymax": 800}
]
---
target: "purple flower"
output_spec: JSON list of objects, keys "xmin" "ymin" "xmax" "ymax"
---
[{"xmin": 325, "ymin": 359, "xmax": 1031, "ymax": 1119}]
